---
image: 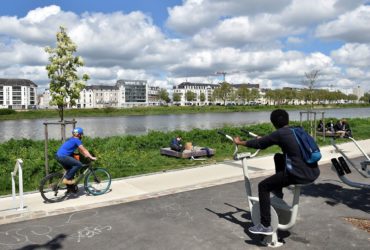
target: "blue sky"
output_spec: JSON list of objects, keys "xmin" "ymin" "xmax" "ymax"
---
[
  {"xmin": 0, "ymin": 0, "xmax": 369, "ymax": 93},
  {"xmin": 0, "ymin": 1, "xmax": 182, "ymax": 27}
]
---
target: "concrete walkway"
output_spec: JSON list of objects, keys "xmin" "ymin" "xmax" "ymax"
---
[{"xmin": 1, "ymin": 139, "xmax": 369, "ymax": 225}]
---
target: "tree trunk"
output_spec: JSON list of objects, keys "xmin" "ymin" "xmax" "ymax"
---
[{"xmin": 59, "ymin": 105, "xmax": 64, "ymax": 122}]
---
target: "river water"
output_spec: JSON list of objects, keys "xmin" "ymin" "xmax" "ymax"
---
[{"xmin": 1, "ymin": 107, "xmax": 369, "ymax": 142}]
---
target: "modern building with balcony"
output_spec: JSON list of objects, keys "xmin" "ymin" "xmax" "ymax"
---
[
  {"xmin": 117, "ymin": 79, "xmax": 148, "ymax": 107},
  {"xmin": 0, "ymin": 78, "xmax": 37, "ymax": 109}
]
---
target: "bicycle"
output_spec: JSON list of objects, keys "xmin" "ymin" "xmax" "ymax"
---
[{"xmin": 39, "ymin": 160, "xmax": 112, "ymax": 203}]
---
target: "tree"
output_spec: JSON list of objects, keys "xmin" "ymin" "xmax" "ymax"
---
[
  {"xmin": 213, "ymin": 82, "xmax": 232, "ymax": 105},
  {"xmin": 173, "ymin": 93, "xmax": 181, "ymax": 102},
  {"xmin": 360, "ymin": 93, "xmax": 370, "ymax": 103},
  {"xmin": 45, "ymin": 26, "xmax": 89, "ymax": 121},
  {"xmin": 185, "ymin": 91, "xmax": 196, "ymax": 103},
  {"xmin": 250, "ymin": 88, "xmax": 260, "ymax": 103},
  {"xmin": 158, "ymin": 88, "xmax": 170, "ymax": 103},
  {"xmin": 200, "ymin": 92, "xmax": 206, "ymax": 103},
  {"xmin": 236, "ymin": 85, "xmax": 250, "ymax": 104},
  {"xmin": 303, "ymin": 70, "xmax": 320, "ymax": 109}
]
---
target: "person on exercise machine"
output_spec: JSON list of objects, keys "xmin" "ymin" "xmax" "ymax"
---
[{"xmin": 233, "ymin": 109, "xmax": 320, "ymax": 235}]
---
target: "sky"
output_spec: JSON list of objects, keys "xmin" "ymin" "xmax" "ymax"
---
[{"xmin": 0, "ymin": 0, "xmax": 370, "ymax": 93}]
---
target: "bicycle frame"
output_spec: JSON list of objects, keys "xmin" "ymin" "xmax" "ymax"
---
[{"xmin": 72, "ymin": 163, "xmax": 93, "ymax": 185}]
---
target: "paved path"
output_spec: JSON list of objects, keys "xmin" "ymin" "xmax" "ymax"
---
[{"xmin": 1, "ymin": 139, "xmax": 369, "ymax": 226}]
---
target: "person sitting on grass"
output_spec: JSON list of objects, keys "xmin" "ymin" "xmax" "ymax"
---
[
  {"xmin": 317, "ymin": 120, "xmax": 324, "ymax": 132},
  {"xmin": 170, "ymin": 135, "xmax": 184, "ymax": 152},
  {"xmin": 233, "ymin": 109, "xmax": 320, "ymax": 235},
  {"xmin": 56, "ymin": 127, "xmax": 97, "ymax": 185},
  {"xmin": 341, "ymin": 119, "xmax": 352, "ymax": 138},
  {"xmin": 334, "ymin": 120, "xmax": 346, "ymax": 138}
]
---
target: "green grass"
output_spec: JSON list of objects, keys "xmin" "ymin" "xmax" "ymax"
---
[{"xmin": 1, "ymin": 117, "xmax": 369, "ymax": 195}]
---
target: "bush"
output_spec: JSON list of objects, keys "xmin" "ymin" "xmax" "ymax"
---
[{"xmin": 0, "ymin": 109, "xmax": 16, "ymax": 115}]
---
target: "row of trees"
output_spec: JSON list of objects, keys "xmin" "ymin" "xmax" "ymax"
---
[
  {"xmin": 360, "ymin": 92, "xmax": 370, "ymax": 103},
  {"xmin": 159, "ymin": 82, "xmax": 363, "ymax": 106}
]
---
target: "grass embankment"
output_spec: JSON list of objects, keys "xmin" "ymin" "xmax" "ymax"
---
[
  {"xmin": 0, "ymin": 103, "xmax": 369, "ymax": 120},
  {"xmin": 1, "ymin": 117, "xmax": 369, "ymax": 196}
]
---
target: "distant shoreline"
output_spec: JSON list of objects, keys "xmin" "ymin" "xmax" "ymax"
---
[{"xmin": 1, "ymin": 103, "xmax": 369, "ymax": 121}]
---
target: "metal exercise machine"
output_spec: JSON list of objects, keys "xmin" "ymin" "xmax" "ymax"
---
[
  {"xmin": 331, "ymin": 137, "xmax": 370, "ymax": 189},
  {"xmin": 218, "ymin": 130, "xmax": 309, "ymax": 247}
]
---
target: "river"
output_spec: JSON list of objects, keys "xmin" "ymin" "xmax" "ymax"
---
[{"xmin": 1, "ymin": 107, "xmax": 369, "ymax": 142}]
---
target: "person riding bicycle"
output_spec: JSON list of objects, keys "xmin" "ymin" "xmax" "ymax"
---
[
  {"xmin": 233, "ymin": 109, "xmax": 320, "ymax": 235},
  {"xmin": 56, "ymin": 127, "xmax": 97, "ymax": 185}
]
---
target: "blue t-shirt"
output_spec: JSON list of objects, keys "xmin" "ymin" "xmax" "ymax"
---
[{"xmin": 56, "ymin": 137, "xmax": 82, "ymax": 157}]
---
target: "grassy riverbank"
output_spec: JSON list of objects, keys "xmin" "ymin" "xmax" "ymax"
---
[
  {"xmin": 0, "ymin": 103, "xmax": 369, "ymax": 120},
  {"xmin": 1, "ymin": 117, "xmax": 370, "ymax": 195}
]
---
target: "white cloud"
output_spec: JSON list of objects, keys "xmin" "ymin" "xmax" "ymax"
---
[
  {"xmin": 286, "ymin": 36, "xmax": 303, "ymax": 44},
  {"xmin": 23, "ymin": 5, "xmax": 61, "ymax": 24},
  {"xmin": 0, "ymin": 40, "xmax": 47, "ymax": 68},
  {"xmin": 315, "ymin": 5, "xmax": 370, "ymax": 43},
  {"xmin": 346, "ymin": 67, "xmax": 365, "ymax": 78},
  {"xmin": 0, "ymin": 5, "xmax": 79, "ymax": 45},
  {"xmin": 166, "ymin": 0, "xmax": 292, "ymax": 36},
  {"xmin": 331, "ymin": 43, "xmax": 370, "ymax": 68},
  {"xmin": 0, "ymin": 2, "xmax": 370, "ymax": 92}
]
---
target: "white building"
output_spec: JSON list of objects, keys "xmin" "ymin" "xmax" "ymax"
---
[
  {"xmin": 117, "ymin": 79, "xmax": 148, "ymax": 107},
  {"xmin": 0, "ymin": 78, "xmax": 37, "ymax": 109},
  {"xmin": 40, "ymin": 79, "xmax": 165, "ymax": 109},
  {"xmin": 353, "ymin": 85, "xmax": 364, "ymax": 100},
  {"xmin": 148, "ymin": 86, "xmax": 161, "ymax": 106},
  {"xmin": 173, "ymin": 82, "xmax": 219, "ymax": 106},
  {"xmin": 78, "ymin": 85, "xmax": 120, "ymax": 108},
  {"xmin": 38, "ymin": 89, "xmax": 53, "ymax": 109}
]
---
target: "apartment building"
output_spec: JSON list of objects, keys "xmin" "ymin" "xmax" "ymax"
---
[
  {"xmin": 78, "ymin": 85, "xmax": 120, "ymax": 108},
  {"xmin": 40, "ymin": 79, "xmax": 164, "ymax": 109},
  {"xmin": 116, "ymin": 79, "xmax": 147, "ymax": 107},
  {"xmin": 0, "ymin": 78, "xmax": 37, "ymax": 109},
  {"xmin": 173, "ymin": 82, "xmax": 220, "ymax": 106},
  {"xmin": 148, "ymin": 85, "xmax": 161, "ymax": 106}
]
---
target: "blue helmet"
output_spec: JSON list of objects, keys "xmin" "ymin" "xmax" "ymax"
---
[{"xmin": 72, "ymin": 127, "xmax": 84, "ymax": 136}]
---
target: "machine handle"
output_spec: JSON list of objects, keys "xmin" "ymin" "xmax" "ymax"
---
[{"xmin": 241, "ymin": 129, "xmax": 258, "ymax": 138}]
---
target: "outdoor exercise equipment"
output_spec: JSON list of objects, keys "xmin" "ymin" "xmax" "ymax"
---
[
  {"xmin": 218, "ymin": 130, "xmax": 309, "ymax": 247},
  {"xmin": 331, "ymin": 137, "xmax": 370, "ymax": 189}
]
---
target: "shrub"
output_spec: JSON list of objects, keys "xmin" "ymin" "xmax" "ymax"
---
[{"xmin": 0, "ymin": 109, "xmax": 16, "ymax": 115}]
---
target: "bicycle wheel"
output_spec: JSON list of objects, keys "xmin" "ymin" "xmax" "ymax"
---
[
  {"xmin": 39, "ymin": 172, "xmax": 68, "ymax": 203},
  {"xmin": 84, "ymin": 168, "xmax": 111, "ymax": 195}
]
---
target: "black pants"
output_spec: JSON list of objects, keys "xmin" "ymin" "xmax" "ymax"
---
[
  {"xmin": 258, "ymin": 153, "xmax": 302, "ymax": 227},
  {"xmin": 170, "ymin": 144, "xmax": 183, "ymax": 152}
]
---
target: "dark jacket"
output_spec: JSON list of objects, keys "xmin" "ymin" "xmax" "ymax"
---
[
  {"xmin": 246, "ymin": 126, "xmax": 320, "ymax": 182},
  {"xmin": 170, "ymin": 138, "xmax": 183, "ymax": 152}
]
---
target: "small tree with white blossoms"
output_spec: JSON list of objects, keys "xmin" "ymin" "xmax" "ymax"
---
[{"xmin": 45, "ymin": 26, "xmax": 89, "ymax": 121}]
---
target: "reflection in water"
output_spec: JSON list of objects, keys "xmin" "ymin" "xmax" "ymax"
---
[{"xmin": 1, "ymin": 107, "xmax": 370, "ymax": 142}]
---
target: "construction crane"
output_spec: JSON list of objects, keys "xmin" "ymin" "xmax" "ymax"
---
[{"xmin": 215, "ymin": 71, "xmax": 239, "ymax": 82}]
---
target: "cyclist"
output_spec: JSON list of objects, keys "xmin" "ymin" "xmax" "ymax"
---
[{"xmin": 56, "ymin": 127, "xmax": 96, "ymax": 185}]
